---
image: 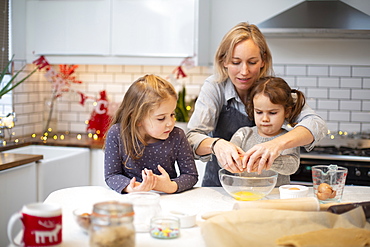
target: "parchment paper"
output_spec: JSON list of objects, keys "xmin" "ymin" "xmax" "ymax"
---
[{"xmin": 200, "ymin": 207, "xmax": 370, "ymax": 247}]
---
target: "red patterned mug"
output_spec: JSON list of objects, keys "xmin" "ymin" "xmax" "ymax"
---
[{"xmin": 8, "ymin": 203, "xmax": 62, "ymax": 247}]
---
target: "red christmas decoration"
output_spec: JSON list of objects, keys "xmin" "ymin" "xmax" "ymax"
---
[
  {"xmin": 33, "ymin": 55, "xmax": 50, "ymax": 70},
  {"xmin": 86, "ymin": 90, "xmax": 110, "ymax": 138}
]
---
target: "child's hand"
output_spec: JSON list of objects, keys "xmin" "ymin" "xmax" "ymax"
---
[
  {"xmin": 153, "ymin": 165, "xmax": 178, "ymax": 193},
  {"xmin": 124, "ymin": 169, "xmax": 157, "ymax": 193}
]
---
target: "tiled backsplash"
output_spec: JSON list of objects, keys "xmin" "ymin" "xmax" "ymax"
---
[{"xmin": 9, "ymin": 63, "xmax": 370, "ymax": 140}]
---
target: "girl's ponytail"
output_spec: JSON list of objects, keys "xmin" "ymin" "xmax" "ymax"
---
[{"xmin": 288, "ymin": 89, "xmax": 306, "ymax": 126}]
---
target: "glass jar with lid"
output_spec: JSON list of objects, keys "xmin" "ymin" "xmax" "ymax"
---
[
  {"xmin": 127, "ymin": 192, "xmax": 162, "ymax": 232},
  {"xmin": 89, "ymin": 201, "xmax": 135, "ymax": 247}
]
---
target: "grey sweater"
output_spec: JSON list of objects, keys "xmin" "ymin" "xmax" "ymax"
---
[{"xmin": 230, "ymin": 126, "xmax": 300, "ymax": 186}]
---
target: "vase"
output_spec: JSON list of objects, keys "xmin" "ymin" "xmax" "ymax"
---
[{"xmin": 43, "ymin": 97, "xmax": 58, "ymax": 135}]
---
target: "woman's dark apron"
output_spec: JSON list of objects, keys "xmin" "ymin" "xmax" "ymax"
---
[{"xmin": 202, "ymin": 103, "xmax": 255, "ymax": 187}]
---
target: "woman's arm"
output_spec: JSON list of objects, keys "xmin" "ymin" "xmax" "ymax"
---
[
  {"xmin": 186, "ymin": 76, "xmax": 224, "ymax": 159},
  {"xmin": 245, "ymin": 99, "xmax": 327, "ymax": 173},
  {"xmin": 269, "ymin": 147, "xmax": 300, "ymax": 175},
  {"xmin": 245, "ymin": 126, "xmax": 313, "ymax": 173},
  {"xmin": 167, "ymin": 128, "xmax": 199, "ymax": 192},
  {"xmin": 186, "ymin": 77, "xmax": 245, "ymax": 172}
]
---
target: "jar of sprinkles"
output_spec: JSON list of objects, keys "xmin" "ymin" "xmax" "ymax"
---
[{"xmin": 150, "ymin": 216, "xmax": 180, "ymax": 239}]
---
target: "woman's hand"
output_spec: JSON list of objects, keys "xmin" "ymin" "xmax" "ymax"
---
[
  {"xmin": 153, "ymin": 165, "xmax": 178, "ymax": 193},
  {"xmin": 242, "ymin": 156, "xmax": 261, "ymax": 173},
  {"xmin": 243, "ymin": 126, "xmax": 315, "ymax": 174},
  {"xmin": 243, "ymin": 140, "xmax": 281, "ymax": 174},
  {"xmin": 213, "ymin": 139, "xmax": 246, "ymax": 173},
  {"xmin": 123, "ymin": 169, "xmax": 157, "ymax": 193}
]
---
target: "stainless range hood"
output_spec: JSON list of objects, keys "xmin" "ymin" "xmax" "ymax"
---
[{"xmin": 258, "ymin": 0, "xmax": 370, "ymax": 39}]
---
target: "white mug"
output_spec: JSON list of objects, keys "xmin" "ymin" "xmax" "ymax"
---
[{"xmin": 8, "ymin": 202, "xmax": 62, "ymax": 247}]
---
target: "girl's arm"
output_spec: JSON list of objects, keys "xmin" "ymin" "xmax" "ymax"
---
[{"xmin": 104, "ymin": 124, "xmax": 143, "ymax": 193}]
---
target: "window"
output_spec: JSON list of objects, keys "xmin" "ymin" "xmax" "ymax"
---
[
  {"xmin": 0, "ymin": 0, "xmax": 9, "ymax": 71},
  {"xmin": 0, "ymin": 0, "xmax": 10, "ymax": 115}
]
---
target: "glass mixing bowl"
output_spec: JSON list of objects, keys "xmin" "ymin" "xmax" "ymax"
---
[{"xmin": 219, "ymin": 169, "xmax": 278, "ymax": 201}]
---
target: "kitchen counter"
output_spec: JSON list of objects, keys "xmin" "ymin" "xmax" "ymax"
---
[
  {"xmin": 0, "ymin": 153, "xmax": 43, "ymax": 170},
  {"xmin": 0, "ymin": 133, "xmax": 104, "ymax": 171},
  {"xmin": 10, "ymin": 185, "xmax": 370, "ymax": 247}
]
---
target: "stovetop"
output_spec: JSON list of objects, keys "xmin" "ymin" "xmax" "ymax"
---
[
  {"xmin": 294, "ymin": 132, "xmax": 370, "ymax": 186},
  {"xmin": 300, "ymin": 134, "xmax": 370, "ymax": 162},
  {"xmin": 307, "ymin": 146, "xmax": 370, "ymax": 156}
]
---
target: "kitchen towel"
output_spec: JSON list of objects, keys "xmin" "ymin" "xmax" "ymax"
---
[{"xmin": 200, "ymin": 206, "xmax": 370, "ymax": 247}]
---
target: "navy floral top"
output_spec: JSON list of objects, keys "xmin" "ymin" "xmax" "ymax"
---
[{"xmin": 104, "ymin": 124, "xmax": 198, "ymax": 193}]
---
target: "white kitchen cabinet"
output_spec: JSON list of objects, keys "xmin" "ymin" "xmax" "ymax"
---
[
  {"xmin": 4, "ymin": 146, "xmax": 91, "ymax": 201},
  {"xmin": 25, "ymin": 0, "xmax": 210, "ymax": 66},
  {"xmin": 0, "ymin": 163, "xmax": 37, "ymax": 247},
  {"xmin": 112, "ymin": 0, "xmax": 195, "ymax": 57},
  {"xmin": 90, "ymin": 148, "xmax": 109, "ymax": 188},
  {"xmin": 26, "ymin": 0, "xmax": 111, "ymax": 56}
]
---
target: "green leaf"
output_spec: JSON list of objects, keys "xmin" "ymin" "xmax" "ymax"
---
[
  {"xmin": 175, "ymin": 86, "xmax": 189, "ymax": 122},
  {"xmin": 0, "ymin": 55, "xmax": 14, "ymax": 83},
  {"xmin": 0, "ymin": 56, "xmax": 39, "ymax": 99}
]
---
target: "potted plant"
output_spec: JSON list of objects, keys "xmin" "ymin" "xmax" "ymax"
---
[
  {"xmin": 0, "ymin": 56, "xmax": 38, "ymax": 99},
  {"xmin": 175, "ymin": 85, "xmax": 190, "ymax": 123},
  {"xmin": 175, "ymin": 85, "xmax": 196, "ymax": 132}
]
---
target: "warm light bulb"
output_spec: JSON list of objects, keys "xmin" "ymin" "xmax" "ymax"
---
[
  {"xmin": 60, "ymin": 135, "xmax": 65, "ymax": 140},
  {"xmin": 88, "ymin": 133, "xmax": 93, "ymax": 138},
  {"xmin": 53, "ymin": 135, "xmax": 58, "ymax": 140},
  {"xmin": 77, "ymin": 134, "xmax": 82, "ymax": 140},
  {"xmin": 31, "ymin": 133, "xmax": 36, "ymax": 138},
  {"xmin": 93, "ymin": 134, "xmax": 98, "ymax": 140},
  {"xmin": 14, "ymin": 139, "xmax": 19, "ymax": 143}
]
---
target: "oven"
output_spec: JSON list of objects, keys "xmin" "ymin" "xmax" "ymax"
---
[{"xmin": 290, "ymin": 135, "xmax": 370, "ymax": 186}]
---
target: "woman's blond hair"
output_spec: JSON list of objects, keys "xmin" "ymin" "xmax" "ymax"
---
[
  {"xmin": 107, "ymin": 74, "xmax": 177, "ymax": 160},
  {"xmin": 214, "ymin": 22, "xmax": 273, "ymax": 83}
]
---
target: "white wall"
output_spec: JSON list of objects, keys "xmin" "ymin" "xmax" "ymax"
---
[
  {"xmin": 267, "ymin": 39, "xmax": 370, "ymax": 65},
  {"xmin": 8, "ymin": 0, "xmax": 370, "ymax": 138},
  {"xmin": 209, "ymin": 0, "xmax": 370, "ymax": 66}
]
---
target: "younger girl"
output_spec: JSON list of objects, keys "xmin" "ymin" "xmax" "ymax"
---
[
  {"xmin": 230, "ymin": 77, "xmax": 306, "ymax": 186},
  {"xmin": 104, "ymin": 74, "xmax": 198, "ymax": 193}
]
